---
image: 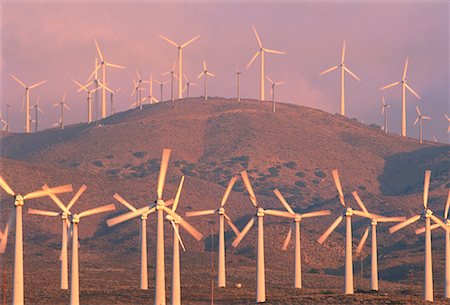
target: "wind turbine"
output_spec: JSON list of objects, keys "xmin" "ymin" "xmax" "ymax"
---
[
  {"xmin": 143, "ymin": 74, "xmax": 158, "ymax": 105},
  {"xmin": 93, "ymin": 39, "xmax": 125, "ymax": 118},
  {"xmin": 381, "ymin": 96, "xmax": 391, "ymax": 133},
  {"xmin": 415, "ymin": 190, "xmax": 450, "ymax": 298},
  {"xmin": 162, "ymin": 62, "xmax": 178, "ymax": 102},
  {"xmin": 154, "ymin": 79, "xmax": 169, "ymax": 102},
  {"xmin": 52, "ymin": 94, "xmax": 71, "ymax": 130},
  {"xmin": 185, "ymin": 176, "xmax": 240, "ymax": 288},
  {"xmin": 27, "ymin": 185, "xmax": 87, "ymax": 290},
  {"xmin": 273, "ymin": 189, "xmax": 330, "ymax": 289},
  {"xmin": 445, "ymin": 114, "xmax": 450, "ymax": 133},
  {"xmin": 107, "ymin": 149, "xmax": 202, "ymax": 305},
  {"xmin": 72, "ymin": 79, "xmax": 101, "ymax": 124},
  {"xmin": 247, "ymin": 26, "xmax": 285, "ymax": 101},
  {"xmin": 0, "ymin": 112, "xmax": 7, "ymax": 131},
  {"xmin": 232, "ymin": 171, "xmax": 293, "ymax": 303},
  {"xmin": 197, "ymin": 61, "xmax": 215, "ymax": 101},
  {"xmin": 30, "ymin": 97, "xmax": 44, "ymax": 132},
  {"xmin": 110, "ymin": 88, "xmax": 120, "ymax": 115},
  {"xmin": 68, "ymin": 203, "xmax": 116, "ymax": 305},
  {"xmin": 9, "ymin": 74, "xmax": 47, "ymax": 133},
  {"xmin": 414, "ymin": 106, "xmax": 431, "ymax": 144},
  {"xmin": 317, "ymin": 169, "xmax": 371, "ymax": 295},
  {"xmin": 159, "ymin": 34, "xmax": 200, "ymax": 100},
  {"xmin": 319, "ymin": 40, "xmax": 361, "ymax": 116},
  {"xmin": 5, "ymin": 104, "xmax": 11, "ymax": 132},
  {"xmin": 266, "ymin": 76, "xmax": 284, "ymax": 113},
  {"xmin": 380, "ymin": 57, "xmax": 421, "ymax": 137},
  {"xmin": 134, "ymin": 71, "xmax": 149, "ymax": 109},
  {"xmin": 351, "ymin": 191, "xmax": 405, "ymax": 291},
  {"xmin": 389, "ymin": 170, "xmax": 447, "ymax": 303},
  {"xmin": 183, "ymin": 75, "xmax": 197, "ymax": 99},
  {"xmin": 236, "ymin": 71, "xmax": 241, "ymax": 102},
  {"xmin": 0, "ymin": 176, "xmax": 72, "ymax": 305}
]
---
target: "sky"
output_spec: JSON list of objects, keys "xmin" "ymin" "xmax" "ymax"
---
[{"xmin": 1, "ymin": 1, "xmax": 449, "ymax": 142}]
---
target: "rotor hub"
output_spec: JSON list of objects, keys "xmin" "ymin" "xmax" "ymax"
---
[
  {"xmin": 294, "ymin": 215, "xmax": 302, "ymax": 222},
  {"xmin": 423, "ymin": 209, "xmax": 433, "ymax": 218},
  {"xmin": 61, "ymin": 213, "xmax": 69, "ymax": 220},
  {"xmin": 445, "ymin": 219, "xmax": 450, "ymax": 226},
  {"xmin": 156, "ymin": 199, "xmax": 165, "ymax": 209},
  {"xmin": 257, "ymin": 208, "xmax": 265, "ymax": 217},
  {"xmin": 141, "ymin": 214, "xmax": 148, "ymax": 220},
  {"xmin": 345, "ymin": 207, "xmax": 353, "ymax": 216},
  {"xmin": 14, "ymin": 194, "xmax": 24, "ymax": 207},
  {"xmin": 218, "ymin": 207, "xmax": 225, "ymax": 215},
  {"xmin": 71, "ymin": 214, "xmax": 80, "ymax": 224},
  {"xmin": 371, "ymin": 220, "xmax": 378, "ymax": 226}
]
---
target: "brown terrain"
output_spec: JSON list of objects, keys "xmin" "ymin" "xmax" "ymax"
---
[{"xmin": 0, "ymin": 97, "xmax": 449, "ymax": 304}]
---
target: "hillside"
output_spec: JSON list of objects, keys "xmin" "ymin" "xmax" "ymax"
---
[{"xmin": 0, "ymin": 97, "xmax": 449, "ymax": 304}]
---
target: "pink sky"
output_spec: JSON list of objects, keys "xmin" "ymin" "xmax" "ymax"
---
[{"xmin": 1, "ymin": 1, "xmax": 449, "ymax": 142}]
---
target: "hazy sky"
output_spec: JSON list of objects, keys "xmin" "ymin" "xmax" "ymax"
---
[{"xmin": 1, "ymin": 1, "xmax": 449, "ymax": 142}]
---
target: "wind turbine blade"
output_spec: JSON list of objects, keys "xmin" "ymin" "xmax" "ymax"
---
[
  {"xmin": 172, "ymin": 176, "xmax": 185, "ymax": 212},
  {"xmin": 185, "ymin": 210, "xmax": 216, "ymax": 217},
  {"xmin": 9, "ymin": 74, "xmax": 26, "ymax": 88},
  {"xmin": 27, "ymin": 208, "xmax": 59, "ymax": 217},
  {"xmin": 161, "ymin": 206, "xmax": 203, "ymax": 240},
  {"xmin": 403, "ymin": 57, "xmax": 409, "ymax": 80},
  {"xmin": 221, "ymin": 177, "xmax": 237, "ymax": 207},
  {"xmin": 159, "ymin": 34, "xmax": 179, "ymax": 47},
  {"xmin": 317, "ymin": 216, "xmax": 343, "ymax": 245},
  {"xmin": 157, "ymin": 149, "xmax": 171, "ymax": 200},
  {"xmin": 319, "ymin": 65, "xmax": 338, "ymax": 76},
  {"xmin": 171, "ymin": 221, "xmax": 186, "ymax": 251},
  {"xmin": 232, "ymin": 216, "xmax": 256, "ymax": 247},
  {"xmin": 375, "ymin": 216, "xmax": 406, "ymax": 223},
  {"xmin": 24, "ymin": 189, "xmax": 58, "ymax": 200},
  {"xmin": 264, "ymin": 209, "xmax": 296, "ymax": 218},
  {"xmin": 105, "ymin": 62, "xmax": 125, "ymax": 69},
  {"xmin": 415, "ymin": 223, "xmax": 441, "ymax": 235},
  {"xmin": 405, "ymin": 83, "xmax": 421, "ymax": 99},
  {"xmin": 0, "ymin": 211, "xmax": 14, "ymax": 253},
  {"xmin": 0, "ymin": 176, "xmax": 15, "ymax": 196},
  {"xmin": 107, "ymin": 206, "xmax": 150, "ymax": 227},
  {"xmin": 331, "ymin": 169, "xmax": 345, "ymax": 207},
  {"xmin": 355, "ymin": 226, "xmax": 369, "ymax": 255},
  {"xmin": 273, "ymin": 189, "xmax": 294, "ymax": 214},
  {"xmin": 41, "ymin": 185, "xmax": 70, "ymax": 213},
  {"xmin": 65, "ymin": 185, "xmax": 87, "ymax": 211},
  {"xmin": 203, "ymin": 61, "xmax": 207, "ymax": 71},
  {"xmin": 266, "ymin": 76, "xmax": 274, "ymax": 85},
  {"xmin": 29, "ymin": 80, "xmax": 47, "ymax": 90},
  {"xmin": 181, "ymin": 35, "xmax": 200, "ymax": 48},
  {"xmin": 422, "ymin": 116, "xmax": 431, "ymax": 120},
  {"xmin": 413, "ymin": 118, "xmax": 419, "ymax": 126},
  {"xmin": 301, "ymin": 210, "xmax": 331, "ymax": 218},
  {"xmin": 223, "ymin": 213, "xmax": 240, "ymax": 236},
  {"xmin": 430, "ymin": 214, "xmax": 447, "ymax": 230},
  {"xmin": 389, "ymin": 215, "xmax": 421, "ymax": 233},
  {"xmin": 423, "ymin": 170, "xmax": 431, "ymax": 209},
  {"xmin": 44, "ymin": 184, "xmax": 74, "ymax": 194},
  {"xmin": 444, "ymin": 190, "xmax": 450, "ymax": 219},
  {"xmin": 380, "ymin": 81, "xmax": 400, "ymax": 91},
  {"xmin": 352, "ymin": 210, "xmax": 374, "ymax": 219},
  {"xmin": 246, "ymin": 51, "xmax": 260, "ymax": 69},
  {"xmin": 341, "ymin": 40, "xmax": 346, "ymax": 64},
  {"xmin": 78, "ymin": 204, "xmax": 116, "ymax": 218},
  {"xmin": 94, "ymin": 39, "xmax": 104, "ymax": 62},
  {"xmin": 197, "ymin": 72, "xmax": 204, "ymax": 79},
  {"xmin": 344, "ymin": 67, "xmax": 361, "ymax": 81},
  {"xmin": 416, "ymin": 106, "xmax": 421, "ymax": 116},
  {"xmin": 113, "ymin": 193, "xmax": 137, "ymax": 211},
  {"xmin": 351, "ymin": 191, "xmax": 370, "ymax": 215},
  {"xmin": 281, "ymin": 223, "xmax": 293, "ymax": 251},
  {"xmin": 264, "ymin": 49, "xmax": 286, "ymax": 55},
  {"xmin": 252, "ymin": 26, "xmax": 263, "ymax": 48},
  {"xmin": 206, "ymin": 72, "xmax": 215, "ymax": 77},
  {"xmin": 240, "ymin": 171, "xmax": 258, "ymax": 207}
]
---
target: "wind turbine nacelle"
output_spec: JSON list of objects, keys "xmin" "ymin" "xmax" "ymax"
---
[{"xmin": 14, "ymin": 194, "xmax": 24, "ymax": 206}]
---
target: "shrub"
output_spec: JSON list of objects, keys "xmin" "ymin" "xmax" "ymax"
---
[
  {"xmin": 295, "ymin": 171, "xmax": 306, "ymax": 178},
  {"xmin": 312, "ymin": 179, "xmax": 320, "ymax": 185},
  {"xmin": 358, "ymin": 185, "xmax": 367, "ymax": 191},
  {"xmin": 268, "ymin": 167, "xmax": 280, "ymax": 177},
  {"xmin": 105, "ymin": 154, "xmax": 114, "ymax": 159},
  {"xmin": 283, "ymin": 161, "xmax": 297, "ymax": 169},
  {"xmin": 93, "ymin": 160, "xmax": 104, "ymax": 167},
  {"xmin": 314, "ymin": 170, "xmax": 326, "ymax": 178},
  {"xmin": 295, "ymin": 181, "xmax": 306, "ymax": 188},
  {"xmin": 132, "ymin": 151, "xmax": 145, "ymax": 158}
]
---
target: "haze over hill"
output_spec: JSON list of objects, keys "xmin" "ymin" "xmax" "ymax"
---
[{"xmin": 0, "ymin": 97, "xmax": 449, "ymax": 304}]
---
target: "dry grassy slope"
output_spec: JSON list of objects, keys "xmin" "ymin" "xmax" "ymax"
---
[{"xmin": 0, "ymin": 97, "xmax": 449, "ymax": 292}]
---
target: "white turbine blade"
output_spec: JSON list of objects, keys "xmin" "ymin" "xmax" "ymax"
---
[
  {"xmin": 430, "ymin": 214, "xmax": 447, "ymax": 230},
  {"xmin": 9, "ymin": 74, "xmax": 27, "ymax": 88},
  {"xmin": 161, "ymin": 206, "xmax": 203, "ymax": 240},
  {"xmin": 181, "ymin": 35, "xmax": 200, "ymax": 48},
  {"xmin": 0, "ymin": 211, "xmax": 14, "ymax": 253},
  {"xmin": 266, "ymin": 76, "xmax": 274, "ymax": 85},
  {"xmin": 106, "ymin": 62, "xmax": 125, "ymax": 69},
  {"xmin": 159, "ymin": 34, "xmax": 179, "ymax": 47},
  {"xmin": 0, "ymin": 175, "xmax": 15, "ymax": 196},
  {"xmin": 415, "ymin": 223, "xmax": 441, "ymax": 235},
  {"xmin": 403, "ymin": 57, "xmax": 409, "ymax": 80},
  {"xmin": 223, "ymin": 213, "xmax": 240, "ymax": 236},
  {"xmin": 317, "ymin": 216, "xmax": 343, "ymax": 245},
  {"xmin": 27, "ymin": 208, "xmax": 59, "ymax": 217},
  {"xmin": 78, "ymin": 204, "xmax": 115, "ymax": 218},
  {"xmin": 41, "ymin": 185, "xmax": 70, "ymax": 213},
  {"xmin": 113, "ymin": 193, "xmax": 137, "ymax": 212},
  {"xmin": 351, "ymin": 191, "xmax": 370, "ymax": 215},
  {"xmin": 380, "ymin": 81, "xmax": 400, "ymax": 91},
  {"xmin": 375, "ymin": 216, "xmax": 406, "ymax": 223},
  {"xmin": 37, "ymin": 107, "xmax": 45, "ymax": 114},
  {"xmin": 246, "ymin": 51, "xmax": 260, "ymax": 69},
  {"xmin": 94, "ymin": 39, "xmax": 104, "ymax": 62},
  {"xmin": 301, "ymin": 210, "xmax": 331, "ymax": 218},
  {"xmin": 264, "ymin": 48, "xmax": 286, "ymax": 55},
  {"xmin": 422, "ymin": 116, "xmax": 431, "ymax": 120},
  {"xmin": 157, "ymin": 149, "xmax": 171, "ymax": 200},
  {"xmin": 25, "ymin": 185, "xmax": 73, "ymax": 200},
  {"xmin": 389, "ymin": 215, "xmax": 421, "ymax": 233},
  {"xmin": 275, "ymin": 81, "xmax": 285, "ymax": 86},
  {"xmin": 232, "ymin": 216, "xmax": 256, "ymax": 247},
  {"xmin": 416, "ymin": 106, "xmax": 421, "ymax": 116},
  {"xmin": 281, "ymin": 223, "xmax": 293, "ymax": 251},
  {"xmin": 107, "ymin": 206, "xmax": 150, "ymax": 227},
  {"xmin": 264, "ymin": 209, "xmax": 296, "ymax": 219},
  {"xmin": 240, "ymin": 171, "xmax": 258, "ymax": 207},
  {"xmin": 66, "ymin": 185, "xmax": 87, "ymax": 211},
  {"xmin": 252, "ymin": 26, "xmax": 263, "ymax": 48},
  {"xmin": 63, "ymin": 104, "xmax": 71, "ymax": 111},
  {"xmin": 185, "ymin": 209, "xmax": 216, "ymax": 217},
  {"xmin": 171, "ymin": 220, "xmax": 186, "ymax": 251},
  {"xmin": 273, "ymin": 189, "xmax": 294, "ymax": 214},
  {"xmin": 352, "ymin": 210, "xmax": 374, "ymax": 219},
  {"xmin": 87, "ymin": 64, "xmax": 100, "ymax": 82},
  {"xmin": 197, "ymin": 72, "xmax": 204, "ymax": 79},
  {"xmin": 344, "ymin": 67, "xmax": 361, "ymax": 82},
  {"xmin": 405, "ymin": 83, "xmax": 421, "ymax": 99},
  {"xmin": 355, "ymin": 226, "xmax": 369, "ymax": 255},
  {"xmin": 444, "ymin": 190, "xmax": 450, "ymax": 219},
  {"xmin": 319, "ymin": 65, "xmax": 338, "ymax": 76},
  {"xmin": 413, "ymin": 117, "xmax": 419, "ymax": 126},
  {"xmin": 99, "ymin": 82, "xmax": 114, "ymax": 94},
  {"xmin": 29, "ymin": 80, "xmax": 47, "ymax": 90},
  {"xmin": 221, "ymin": 176, "xmax": 237, "ymax": 207},
  {"xmin": 341, "ymin": 40, "xmax": 346, "ymax": 64},
  {"xmin": 172, "ymin": 176, "xmax": 185, "ymax": 212},
  {"xmin": 206, "ymin": 72, "xmax": 215, "ymax": 77},
  {"xmin": 203, "ymin": 61, "xmax": 207, "ymax": 71},
  {"xmin": 423, "ymin": 170, "xmax": 431, "ymax": 209},
  {"xmin": 331, "ymin": 169, "xmax": 345, "ymax": 207}
]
